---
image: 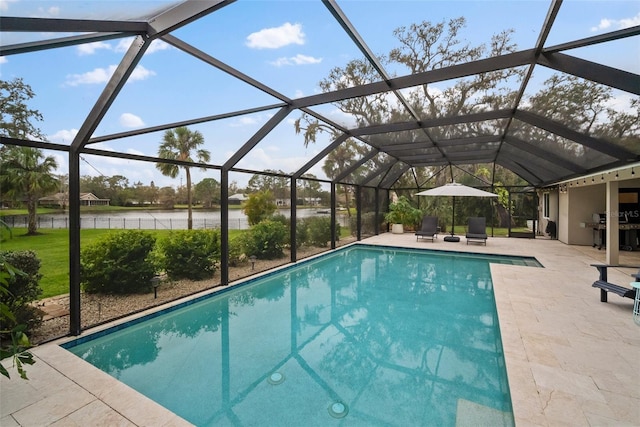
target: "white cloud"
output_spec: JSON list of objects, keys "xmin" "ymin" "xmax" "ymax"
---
[
  {"xmin": 293, "ymin": 89, "xmax": 304, "ymax": 98},
  {"xmin": 235, "ymin": 147, "xmax": 324, "ymax": 180},
  {"xmin": 126, "ymin": 148, "xmax": 145, "ymax": 156},
  {"xmin": 619, "ymin": 12, "xmax": 640, "ymax": 28},
  {"xmin": 115, "ymin": 39, "xmax": 133, "ymax": 52},
  {"xmin": 0, "ymin": 56, "xmax": 7, "ymax": 64},
  {"xmin": 72, "ymin": 37, "xmax": 171, "ymax": 57},
  {"xmin": 76, "ymin": 151, "xmax": 159, "ymax": 181},
  {"xmin": 147, "ymin": 39, "xmax": 171, "ymax": 54},
  {"xmin": 246, "ymin": 22, "xmax": 305, "ymax": 49},
  {"xmin": 270, "ymin": 54, "xmax": 322, "ymax": 67},
  {"xmin": 119, "ymin": 113, "xmax": 145, "ymax": 128},
  {"xmin": 50, "ymin": 151, "xmax": 68, "ymax": 174},
  {"xmin": 64, "ymin": 64, "xmax": 155, "ymax": 86},
  {"xmin": 77, "ymin": 41, "xmax": 112, "ymax": 56},
  {"xmin": 48, "ymin": 128, "xmax": 79, "ymax": 144},
  {"xmin": 591, "ymin": 12, "xmax": 640, "ymax": 31},
  {"xmin": 591, "ymin": 18, "xmax": 614, "ymax": 32},
  {"xmin": 230, "ymin": 116, "xmax": 259, "ymax": 127},
  {"xmin": 604, "ymin": 92, "xmax": 636, "ymax": 115},
  {"xmin": 0, "ymin": 0, "xmax": 18, "ymax": 12},
  {"xmin": 114, "ymin": 38, "xmax": 170, "ymax": 54},
  {"xmin": 38, "ymin": 6, "xmax": 59, "ymax": 16},
  {"xmin": 65, "ymin": 65, "xmax": 117, "ymax": 86}
]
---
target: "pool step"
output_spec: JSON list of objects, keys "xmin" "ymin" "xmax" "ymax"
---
[{"xmin": 456, "ymin": 398, "xmax": 512, "ymax": 427}]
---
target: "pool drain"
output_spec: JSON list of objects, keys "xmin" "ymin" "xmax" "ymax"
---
[
  {"xmin": 267, "ymin": 372, "xmax": 285, "ymax": 385},
  {"xmin": 328, "ymin": 401, "xmax": 348, "ymax": 418}
]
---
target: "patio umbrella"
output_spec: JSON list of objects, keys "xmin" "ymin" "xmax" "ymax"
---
[{"xmin": 415, "ymin": 182, "xmax": 497, "ymax": 241}]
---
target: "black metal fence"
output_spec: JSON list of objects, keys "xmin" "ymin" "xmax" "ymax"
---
[
  {"xmin": 2, "ymin": 214, "xmax": 351, "ymax": 231},
  {"xmin": 1, "ymin": 216, "xmax": 251, "ymax": 230}
]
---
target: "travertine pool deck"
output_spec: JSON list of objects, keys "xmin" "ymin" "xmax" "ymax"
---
[{"xmin": 2, "ymin": 234, "xmax": 639, "ymax": 426}]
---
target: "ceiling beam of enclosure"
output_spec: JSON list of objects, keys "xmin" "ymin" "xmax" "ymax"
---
[
  {"xmin": 0, "ymin": 0, "xmax": 637, "ymax": 190},
  {"xmin": 538, "ymin": 52, "xmax": 640, "ymax": 94},
  {"xmin": 0, "ymin": 32, "xmax": 140, "ymax": 56},
  {"xmin": 514, "ymin": 110, "xmax": 636, "ymax": 160}
]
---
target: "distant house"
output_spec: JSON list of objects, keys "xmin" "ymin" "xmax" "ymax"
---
[
  {"xmin": 79, "ymin": 193, "xmax": 110, "ymax": 206},
  {"xmin": 301, "ymin": 197, "xmax": 321, "ymax": 206},
  {"xmin": 39, "ymin": 192, "xmax": 110, "ymax": 208},
  {"xmin": 228, "ymin": 193, "xmax": 248, "ymax": 205}
]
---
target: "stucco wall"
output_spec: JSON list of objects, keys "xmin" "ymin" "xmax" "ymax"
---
[
  {"xmin": 558, "ymin": 190, "xmax": 569, "ymax": 243},
  {"xmin": 565, "ymin": 184, "xmax": 606, "ymax": 245},
  {"xmin": 538, "ymin": 169, "xmax": 639, "ymax": 251}
]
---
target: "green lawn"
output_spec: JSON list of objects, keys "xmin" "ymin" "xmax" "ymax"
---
[
  {"xmin": 0, "ymin": 207, "xmax": 63, "ymax": 216},
  {"xmin": 1, "ymin": 228, "xmax": 244, "ymax": 299},
  {"xmin": 445, "ymin": 225, "xmax": 523, "ymax": 237}
]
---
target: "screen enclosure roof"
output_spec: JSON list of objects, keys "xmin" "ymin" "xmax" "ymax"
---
[{"xmin": 1, "ymin": 0, "xmax": 638, "ymax": 189}]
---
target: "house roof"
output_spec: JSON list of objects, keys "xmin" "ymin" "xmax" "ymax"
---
[
  {"xmin": 39, "ymin": 193, "xmax": 109, "ymax": 202},
  {"xmin": 1, "ymin": 1, "xmax": 638, "ymax": 189}
]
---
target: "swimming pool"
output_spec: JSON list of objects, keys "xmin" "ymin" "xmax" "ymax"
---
[{"xmin": 63, "ymin": 244, "xmax": 541, "ymax": 426}]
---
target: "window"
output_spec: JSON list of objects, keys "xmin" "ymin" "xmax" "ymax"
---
[{"xmin": 543, "ymin": 192, "xmax": 550, "ymax": 218}]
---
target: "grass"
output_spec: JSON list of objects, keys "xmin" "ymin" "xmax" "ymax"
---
[
  {"xmin": 445, "ymin": 225, "xmax": 533, "ymax": 237},
  {"xmin": 1, "ymin": 228, "xmax": 244, "ymax": 299},
  {"xmin": 2, "ymin": 228, "xmax": 96, "ymax": 298},
  {"xmin": 0, "ymin": 207, "xmax": 63, "ymax": 216}
]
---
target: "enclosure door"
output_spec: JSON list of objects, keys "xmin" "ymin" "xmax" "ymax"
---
[{"xmin": 509, "ymin": 191, "xmax": 538, "ymax": 238}]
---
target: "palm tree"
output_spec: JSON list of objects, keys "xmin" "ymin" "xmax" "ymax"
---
[
  {"xmin": 156, "ymin": 127, "xmax": 211, "ymax": 229},
  {"xmin": 0, "ymin": 147, "xmax": 59, "ymax": 235}
]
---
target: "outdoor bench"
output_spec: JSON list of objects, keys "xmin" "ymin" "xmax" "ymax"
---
[{"xmin": 591, "ymin": 264, "xmax": 640, "ymax": 302}]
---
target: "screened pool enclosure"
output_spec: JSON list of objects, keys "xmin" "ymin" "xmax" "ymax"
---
[{"xmin": 1, "ymin": 0, "xmax": 638, "ymax": 335}]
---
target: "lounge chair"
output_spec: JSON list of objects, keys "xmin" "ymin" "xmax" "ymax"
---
[
  {"xmin": 415, "ymin": 216, "xmax": 438, "ymax": 241},
  {"xmin": 591, "ymin": 264, "xmax": 640, "ymax": 302},
  {"xmin": 466, "ymin": 217, "xmax": 487, "ymax": 245}
]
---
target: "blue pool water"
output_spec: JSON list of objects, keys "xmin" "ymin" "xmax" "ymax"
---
[{"xmin": 63, "ymin": 244, "xmax": 541, "ymax": 426}]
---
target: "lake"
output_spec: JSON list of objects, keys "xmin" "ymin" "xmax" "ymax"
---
[{"xmin": 2, "ymin": 208, "xmax": 347, "ymax": 230}]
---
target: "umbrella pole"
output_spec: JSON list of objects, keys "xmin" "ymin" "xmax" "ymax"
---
[
  {"xmin": 451, "ymin": 196, "xmax": 455, "ymax": 236},
  {"xmin": 444, "ymin": 195, "xmax": 460, "ymax": 242}
]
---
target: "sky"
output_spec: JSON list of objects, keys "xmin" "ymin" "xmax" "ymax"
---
[{"xmin": 1, "ymin": 0, "xmax": 638, "ymax": 189}]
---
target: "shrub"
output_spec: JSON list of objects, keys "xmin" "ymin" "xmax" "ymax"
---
[
  {"xmin": 305, "ymin": 216, "xmax": 335, "ymax": 247},
  {"xmin": 158, "ymin": 229, "xmax": 220, "ymax": 280},
  {"xmin": 271, "ymin": 213, "xmax": 289, "ymax": 227},
  {"xmin": 295, "ymin": 218, "xmax": 309, "ymax": 248},
  {"xmin": 239, "ymin": 219, "xmax": 287, "ymax": 259},
  {"xmin": 0, "ymin": 250, "xmax": 43, "ymax": 333},
  {"xmin": 81, "ymin": 230, "xmax": 157, "ymax": 294},
  {"xmin": 271, "ymin": 213, "xmax": 291, "ymax": 246},
  {"xmin": 384, "ymin": 196, "xmax": 422, "ymax": 228},
  {"xmin": 243, "ymin": 191, "xmax": 277, "ymax": 226},
  {"xmin": 0, "ymin": 255, "xmax": 36, "ymax": 380},
  {"xmin": 228, "ymin": 236, "xmax": 246, "ymax": 267}
]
